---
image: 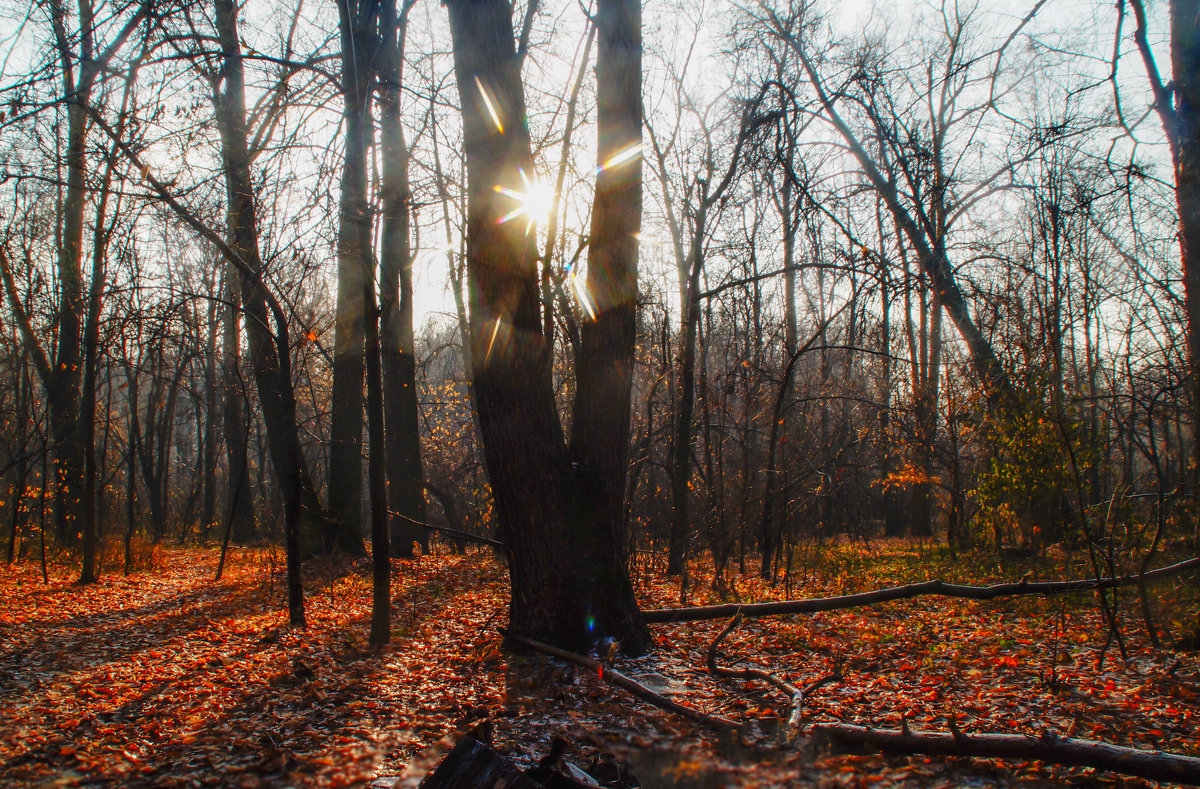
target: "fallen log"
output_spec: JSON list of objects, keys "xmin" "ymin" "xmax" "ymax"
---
[
  {"xmin": 812, "ymin": 723, "xmax": 1200, "ymax": 786},
  {"xmin": 644, "ymin": 557, "xmax": 1200, "ymax": 623},
  {"xmin": 499, "ymin": 628, "xmax": 741, "ymax": 732},
  {"xmin": 706, "ymin": 613, "xmax": 817, "ymax": 729}
]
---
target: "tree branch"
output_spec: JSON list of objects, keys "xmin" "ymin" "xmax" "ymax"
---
[
  {"xmin": 813, "ymin": 724, "xmax": 1200, "ymax": 786},
  {"xmin": 499, "ymin": 629, "xmax": 741, "ymax": 732},
  {"xmin": 644, "ymin": 558, "xmax": 1200, "ymax": 623}
]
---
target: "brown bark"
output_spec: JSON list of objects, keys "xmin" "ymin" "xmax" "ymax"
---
[
  {"xmin": 445, "ymin": 0, "xmax": 646, "ymax": 651},
  {"xmin": 378, "ymin": 0, "xmax": 427, "ymax": 557},
  {"xmin": 445, "ymin": 0, "xmax": 580, "ymax": 647},
  {"xmin": 329, "ymin": 0, "xmax": 381, "ymax": 554},
  {"xmin": 814, "ymin": 724, "xmax": 1200, "ymax": 785},
  {"xmin": 567, "ymin": 0, "xmax": 649, "ymax": 653},
  {"xmin": 1172, "ymin": 0, "xmax": 1200, "ymax": 502},
  {"xmin": 1132, "ymin": 0, "xmax": 1200, "ymax": 498}
]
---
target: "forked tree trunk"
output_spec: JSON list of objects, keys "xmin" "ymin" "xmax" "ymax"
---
[
  {"xmin": 445, "ymin": 0, "xmax": 579, "ymax": 646},
  {"xmin": 444, "ymin": 0, "xmax": 647, "ymax": 652}
]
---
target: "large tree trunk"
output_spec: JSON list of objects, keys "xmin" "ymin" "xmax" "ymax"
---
[
  {"xmin": 445, "ymin": 0, "xmax": 579, "ymax": 646},
  {"xmin": 1169, "ymin": 0, "xmax": 1200, "ymax": 502},
  {"xmin": 46, "ymin": 0, "xmax": 90, "ymax": 547},
  {"xmin": 379, "ymin": 0, "xmax": 427, "ymax": 556},
  {"xmin": 445, "ymin": 0, "xmax": 646, "ymax": 652},
  {"xmin": 568, "ymin": 0, "xmax": 650, "ymax": 653},
  {"xmin": 329, "ymin": 0, "xmax": 380, "ymax": 555}
]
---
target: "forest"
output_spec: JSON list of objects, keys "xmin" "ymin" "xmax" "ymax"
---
[{"xmin": 2, "ymin": 0, "xmax": 1200, "ymax": 785}]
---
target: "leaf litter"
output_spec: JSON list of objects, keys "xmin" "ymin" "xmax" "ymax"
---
[{"xmin": 0, "ymin": 543, "xmax": 1197, "ymax": 787}]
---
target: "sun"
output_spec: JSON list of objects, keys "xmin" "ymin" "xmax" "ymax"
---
[{"xmin": 495, "ymin": 168, "xmax": 555, "ymax": 234}]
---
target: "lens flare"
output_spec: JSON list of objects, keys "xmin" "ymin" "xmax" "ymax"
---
[
  {"xmin": 597, "ymin": 142, "xmax": 642, "ymax": 174},
  {"xmin": 571, "ymin": 274, "xmax": 597, "ymax": 321},
  {"xmin": 494, "ymin": 168, "xmax": 555, "ymax": 234},
  {"xmin": 474, "ymin": 75, "xmax": 504, "ymax": 134},
  {"xmin": 483, "ymin": 317, "xmax": 507, "ymax": 364}
]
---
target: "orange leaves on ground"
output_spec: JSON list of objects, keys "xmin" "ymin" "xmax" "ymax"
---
[{"xmin": 3, "ymin": 543, "xmax": 1199, "ymax": 787}]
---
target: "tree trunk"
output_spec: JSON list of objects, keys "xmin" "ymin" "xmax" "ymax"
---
[
  {"xmin": 445, "ymin": 0, "xmax": 646, "ymax": 652},
  {"xmin": 667, "ymin": 215, "xmax": 705, "ymax": 575},
  {"xmin": 222, "ymin": 273, "xmax": 255, "ymax": 541},
  {"xmin": 212, "ymin": 0, "xmax": 315, "ymax": 625},
  {"xmin": 329, "ymin": 0, "xmax": 379, "ymax": 554},
  {"xmin": 1167, "ymin": 0, "xmax": 1200, "ymax": 501},
  {"xmin": 379, "ymin": 0, "xmax": 427, "ymax": 556},
  {"xmin": 445, "ymin": 0, "xmax": 578, "ymax": 646},
  {"xmin": 212, "ymin": 0, "xmax": 325, "ymax": 562},
  {"xmin": 201, "ymin": 295, "xmax": 220, "ymax": 537},
  {"xmin": 567, "ymin": 0, "xmax": 650, "ymax": 653}
]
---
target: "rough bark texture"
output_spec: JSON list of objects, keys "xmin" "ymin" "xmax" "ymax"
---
[
  {"xmin": 445, "ymin": 0, "xmax": 579, "ymax": 647},
  {"xmin": 445, "ymin": 0, "xmax": 647, "ymax": 652},
  {"xmin": 1172, "ymin": 0, "xmax": 1200, "ymax": 499},
  {"xmin": 45, "ymin": 0, "xmax": 94, "ymax": 546},
  {"xmin": 567, "ymin": 0, "xmax": 650, "ymax": 653}
]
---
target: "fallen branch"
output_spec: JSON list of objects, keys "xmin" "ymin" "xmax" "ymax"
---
[
  {"xmin": 706, "ymin": 614, "xmax": 806, "ymax": 728},
  {"xmin": 812, "ymin": 723, "xmax": 1200, "ymax": 786},
  {"xmin": 644, "ymin": 558, "xmax": 1200, "ymax": 623},
  {"xmin": 499, "ymin": 628, "xmax": 741, "ymax": 732}
]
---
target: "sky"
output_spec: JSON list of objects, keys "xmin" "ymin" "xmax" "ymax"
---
[{"xmin": 0, "ymin": 0, "xmax": 1179, "ymax": 343}]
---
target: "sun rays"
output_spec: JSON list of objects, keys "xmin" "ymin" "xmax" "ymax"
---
[{"xmin": 494, "ymin": 168, "xmax": 556, "ymax": 234}]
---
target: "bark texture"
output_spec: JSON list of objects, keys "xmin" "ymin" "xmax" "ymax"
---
[{"xmin": 445, "ymin": 0, "xmax": 647, "ymax": 652}]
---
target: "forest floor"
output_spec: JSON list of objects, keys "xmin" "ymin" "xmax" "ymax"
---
[{"xmin": 1, "ymin": 541, "xmax": 1198, "ymax": 788}]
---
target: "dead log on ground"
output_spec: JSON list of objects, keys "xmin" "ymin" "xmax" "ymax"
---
[
  {"xmin": 812, "ymin": 723, "xmax": 1200, "ymax": 786},
  {"xmin": 499, "ymin": 628, "xmax": 741, "ymax": 732},
  {"xmin": 705, "ymin": 613, "xmax": 841, "ymax": 728},
  {"xmin": 644, "ymin": 557, "xmax": 1200, "ymax": 623}
]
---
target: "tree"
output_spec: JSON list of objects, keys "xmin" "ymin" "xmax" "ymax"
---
[
  {"xmin": 647, "ymin": 86, "xmax": 763, "ymax": 575},
  {"xmin": 1129, "ymin": 0, "xmax": 1200, "ymax": 502},
  {"xmin": 0, "ymin": 0, "xmax": 150, "ymax": 577},
  {"xmin": 328, "ymin": 0, "xmax": 384, "ymax": 554},
  {"xmin": 750, "ymin": 0, "xmax": 1019, "ymax": 406},
  {"xmin": 444, "ymin": 0, "xmax": 648, "ymax": 651},
  {"xmin": 378, "ymin": 0, "xmax": 427, "ymax": 557}
]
